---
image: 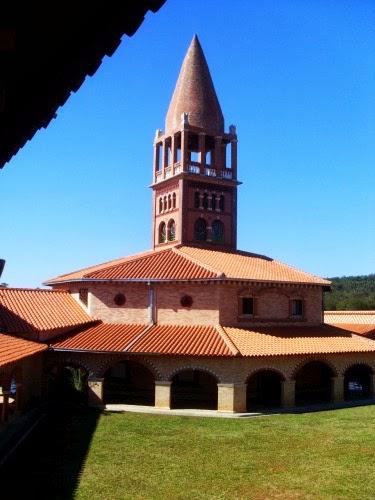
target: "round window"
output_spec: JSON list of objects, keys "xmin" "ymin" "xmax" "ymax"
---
[
  {"xmin": 114, "ymin": 293, "xmax": 126, "ymax": 306},
  {"xmin": 180, "ymin": 295, "xmax": 193, "ymax": 308}
]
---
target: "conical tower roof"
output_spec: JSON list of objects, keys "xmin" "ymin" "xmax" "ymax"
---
[{"xmin": 165, "ymin": 35, "xmax": 224, "ymax": 134}]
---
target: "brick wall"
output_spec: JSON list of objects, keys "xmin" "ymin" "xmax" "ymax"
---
[
  {"xmin": 156, "ymin": 282, "xmax": 219, "ymax": 325},
  {"xmin": 57, "ymin": 281, "xmax": 323, "ymax": 326},
  {"xmin": 219, "ymin": 283, "xmax": 323, "ymax": 326},
  {"xmin": 89, "ymin": 283, "xmax": 149, "ymax": 324}
]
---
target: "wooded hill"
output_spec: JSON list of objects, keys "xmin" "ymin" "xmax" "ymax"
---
[{"xmin": 324, "ymin": 274, "xmax": 375, "ymax": 310}]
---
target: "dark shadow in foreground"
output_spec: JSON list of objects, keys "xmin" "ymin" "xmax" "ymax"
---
[{"xmin": 0, "ymin": 406, "xmax": 101, "ymax": 499}]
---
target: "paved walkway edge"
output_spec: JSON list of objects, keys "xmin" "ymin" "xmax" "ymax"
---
[{"xmin": 104, "ymin": 399, "xmax": 375, "ymax": 419}]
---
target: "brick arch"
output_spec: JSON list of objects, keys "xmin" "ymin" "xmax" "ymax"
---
[
  {"xmin": 246, "ymin": 366, "xmax": 286, "ymax": 383},
  {"xmin": 168, "ymin": 365, "xmax": 221, "ymax": 383},
  {"xmin": 44, "ymin": 357, "xmax": 93, "ymax": 377},
  {"xmin": 342, "ymin": 361, "xmax": 374, "ymax": 376},
  {"xmin": 97, "ymin": 355, "xmax": 162, "ymax": 381},
  {"xmin": 291, "ymin": 357, "xmax": 339, "ymax": 379}
]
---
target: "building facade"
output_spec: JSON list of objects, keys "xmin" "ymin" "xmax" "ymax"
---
[{"xmin": 2, "ymin": 36, "xmax": 375, "ymax": 416}]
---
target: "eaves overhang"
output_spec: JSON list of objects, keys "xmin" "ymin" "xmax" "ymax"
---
[{"xmin": 44, "ymin": 277, "xmax": 330, "ymax": 288}]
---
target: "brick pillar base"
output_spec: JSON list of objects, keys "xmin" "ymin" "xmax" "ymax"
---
[
  {"xmin": 217, "ymin": 383, "xmax": 247, "ymax": 413},
  {"xmin": 331, "ymin": 375, "xmax": 344, "ymax": 403},
  {"xmin": 281, "ymin": 380, "xmax": 295, "ymax": 408},
  {"xmin": 88, "ymin": 377, "xmax": 104, "ymax": 407},
  {"xmin": 155, "ymin": 381, "xmax": 172, "ymax": 409}
]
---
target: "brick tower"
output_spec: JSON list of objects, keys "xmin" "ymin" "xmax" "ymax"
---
[{"xmin": 151, "ymin": 35, "xmax": 239, "ymax": 250}]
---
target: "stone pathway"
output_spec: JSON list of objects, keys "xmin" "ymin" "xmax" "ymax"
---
[{"xmin": 105, "ymin": 399, "xmax": 375, "ymax": 418}]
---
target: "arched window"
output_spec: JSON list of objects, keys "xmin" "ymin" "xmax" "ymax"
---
[
  {"xmin": 219, "ymin": 195, "xmax": 225, "ymax": 211},
  {"xmin": 211, "ymin": 194, "xmax": 217, "ymax": 211},
  {"xmin": 168, "ymin": 194, "xmax": 172, "ymax": 210},
  {"xmin": 159, "ymin": 197, "xmax": 163, "ymax": 213},
  {"xmin": 172, "ymin": 192, "xmax": 176, "ymax": 208},
  {"xmin": 167, "ymin": 219, "xmax": 176, "ymax": 241},
  {"xmin": 159, "ymin": 222, "xmax": 166, "ymax": 243},
  {"xmin": 194, "ymin": 191, "xmax": 200, "ymax": 209},
  {"xmin": 194, "ymin": 218, "xmax": 207, "ymax": 241},
  {"xmin": 212, "ymin": 220, "xmax": 224, "ymax": 243},
  {"xmin": 163, "ymin": 196, "xmax": 167, "ymax": 211},
  {"xmin": 203, "ymin": 193, "xmax": 209, "ymax": 209}
]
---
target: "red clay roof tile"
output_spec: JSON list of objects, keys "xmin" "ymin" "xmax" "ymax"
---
[
  {"xmin": 0, "ymin": 287, "xmax": 93, "ymax": 334},
  {"xmin": 51, "ymin": 323, "xmax": 235, "ymax": 357},
  {"xmin": 0, "ymin": 333, "xmax": 47, "ymax": 368},
  {"xmin": 45, "ymin": 245, "xmax": 329, "ymax": 286},
  {"xmin": 130, "ymin": 324, "xmax": 234, "ymax": 356},
  {"xmin": 51, "ymin": 323, "xmax": 146, "ymax": 352},
  {"xmin": 50, "ymin": 323, "xmax": 374, "ymax": 358},
  {"xmin": 324, "ymin": 311, "xmax": 375, "ymax": 325},
  {"xmin": 224, "ymin": 325, "xmax": 375, "ymax": 357}
]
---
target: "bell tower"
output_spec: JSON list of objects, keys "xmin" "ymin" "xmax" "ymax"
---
[{"xmin": 151, "ymin": 35, "xmax": 240, "ymax": 250}]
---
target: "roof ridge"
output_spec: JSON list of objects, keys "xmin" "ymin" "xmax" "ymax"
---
[
  {"xmin": 174, "ymin": 246, "xmax": 223, "ymax": 277},
  {"xmin": 216, "ymin": 325, "xmax": 240, "ymax": 356},
  {"xmin": 85, "ymin": 248, "xmax": 174, "ymax": 278},
  {"xmin": 44, "ymin": 248, "xmax": 162, "ymax": 284},
  {"xmin": 123, "ymin": 323, "xmax": 154, "ymax": 352}
]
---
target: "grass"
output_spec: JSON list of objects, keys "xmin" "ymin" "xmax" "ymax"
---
[
  {"xmin": 74, "ymin": 406, "xmax": 375, "ymax": 500},
  {"xmin": 2, "ymin": 405, "xmax": 375, "ymax": 499}
]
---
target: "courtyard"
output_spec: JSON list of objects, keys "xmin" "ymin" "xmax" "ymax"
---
[{"xmin": 2, "ymin": 405, "xmax": 375, "ymax": 499}]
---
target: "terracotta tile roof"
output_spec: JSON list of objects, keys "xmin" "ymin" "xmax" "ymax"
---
[
  {"xmin": 324, "ymin": 312, "xmax": 375, "ymax": 339},
  {"xmin": 44, "ymin": 247, "xmax": 217, "ymax": 284},
  {"xmin": 51, "ymin": 323, "xmax": 145, "ymax": 352},
  {"xmin": 130, "ymin": 324, "xmax": 236, "ymax": 356},
  {"xmin": 45, "ymin": 245, "xmax": 329, "ymax": 287},
  {"xmin": 178, "ymin": 247, "xmax": 330, "ymax": 285},
  {"xmin": 51, "ymin": 323, "xmax": 236, "ymax": 357},
  {"xmin": 0, "ymin": 287, "xmax": 93, "ymax": 335},
  {"xmin": 0, "ymin": 333, "xmax": 47, "ymax": 368},
  {"xmin": 50, "ymin": 323, "xmax": 374, "ymax": 358},
  {"xmin": 223, "ymin": 325, "xmax": 375, "ymax": 357},
  {"xmin": 331, "ymin": 324, "xmax": 375, "ymax": 338},
  {"xmin": 324, "ymin": 311, "xmax": 375, "ymax": 325}
]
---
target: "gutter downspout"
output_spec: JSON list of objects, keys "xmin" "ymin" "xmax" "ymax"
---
[{"xmin": 147, "ymin": 281, "xmax": 156, "ymax": 325}]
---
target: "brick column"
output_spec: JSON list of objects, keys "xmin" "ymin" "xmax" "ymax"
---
[
  {"xmin": 171, "ymin": 134, "xmax": 176, "ymax": 174},
  {"xmin": 153, "ymin": 142, "xmax": 158, "ymax": 181},
  {"xmin": 370, "ymin": 374, "xmax": 375, "ymax": 399},
  {"xmin": 88, "ymin": 377, "xmax": 104, "ymax": 407},
  {"xmin": 155, "ymin": 381, "xmax": 172, "ymax": 409},
  {"xmin": 214, "ymin": 136, "xmax": 222, "ymax": 170},
  {"xmin": 231, "ymin": 138, "xmax": 238, "ymax": 178},
  {"xmin": 217, "ymin": 383, "xmax": 247, "ymax": 413},
  {"xmin": 281, "ymin": 380, "xmax": 295, "ymax": 408},
  {"xmin": 331, "ymin": 375, "xmax": 344, "ymax": 403},
  {"xmin": 181, "ymin": 129, "xmax": 189, "ymax": 172},
  {"xmin": 162, "ymin": 139, "xmax": 167, "ymax": 178}
]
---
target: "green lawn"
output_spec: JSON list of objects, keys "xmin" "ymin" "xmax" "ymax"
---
[
  {"xmin": 2, "ymin": 405, "xmax": 375, "ymax": 498},
  {"xmin": 74, "ymin": 406, "xmax": 375, "ymax": 500}
]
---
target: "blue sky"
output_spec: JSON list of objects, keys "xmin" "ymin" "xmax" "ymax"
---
[{"xmin": 1, "ymin": 0, "xmax": 374, "ymax": 287}]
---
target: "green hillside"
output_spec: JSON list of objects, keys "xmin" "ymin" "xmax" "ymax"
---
[{"xmin": 324, "ymin": 274, "xmax": 375, "ymax": 310}]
